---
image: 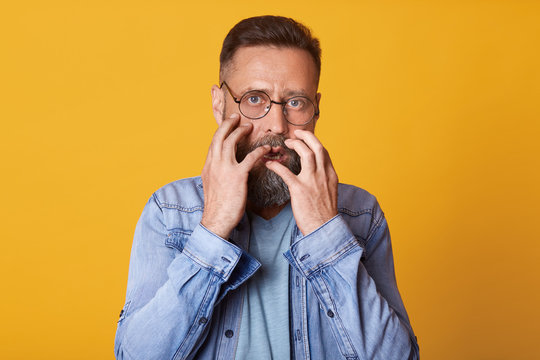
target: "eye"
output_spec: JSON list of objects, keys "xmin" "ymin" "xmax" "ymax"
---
[
  {"xmin": 248, "ymin": 95, "xmax": 262, "ymax": 104},
  {"xmin": 242, "ymin": 91, "xmax": 268, "ymax": 107},
  {"xmin": 287, "ymin": 97, "xmax": 306, "ymax": 109}
]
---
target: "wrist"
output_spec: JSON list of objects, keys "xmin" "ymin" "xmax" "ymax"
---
[{"xmin": 200, "ymin": 216, "xmax": 232, "ymax": 240}]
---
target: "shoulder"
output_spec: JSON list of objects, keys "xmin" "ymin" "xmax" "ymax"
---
[
  {"xmin": 140, "ymin": 177, "xmax": 205, "ymax": 237},
  {"xmin": 151, "ymin": 176, "xmax": 205, "ymax": 212},
  {"xmin": 337, "ymin": 183, "xmax": 379, "ymax": 211},
  {"xmin": 337, "ymin": 183, "xmax": 385, "ymax": 245}
]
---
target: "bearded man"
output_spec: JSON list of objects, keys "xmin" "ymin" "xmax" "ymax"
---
[{"xmin": 115, "ymin": 15, "xmax": 419, "ymax": 360}]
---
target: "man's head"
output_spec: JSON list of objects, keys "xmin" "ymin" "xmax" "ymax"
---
[
  {"xmin": 211, "ymin": 16, "xmax": 322, "ymax": 209},
  {"xmin": 219, "ymin": 15, "xmax": 321, "ymax": 85}
]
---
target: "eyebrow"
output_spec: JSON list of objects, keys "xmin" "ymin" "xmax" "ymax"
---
[{"xmin": 240, "ymin": 86, "xmax": 311, "ymax": 99}]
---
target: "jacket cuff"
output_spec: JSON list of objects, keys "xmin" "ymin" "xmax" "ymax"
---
[
  {"xmin": 284, "ymin": 214, "xmax": 363, "ymax": 277},
  {"xmin": 182, "ymin": 223, "xmax": 248, "ymax": 282}
]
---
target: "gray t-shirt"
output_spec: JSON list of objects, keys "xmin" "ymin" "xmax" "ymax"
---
[{"xmin": 235, "ymin": 203, "xmax": 294, "ymax": 360}]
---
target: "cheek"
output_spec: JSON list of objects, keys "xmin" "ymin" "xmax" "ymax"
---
[
  {"xmin": 287, "ymin": 124, "xmax": 315, "ymax": 140},
  {"xmin": 245, "ymin": 118, "xmax": 264, "ymax": 137},
  {"xmin": 239, "ymin": 118, "xmax": 260, "ymax": 143},
  {"xmin": 239, "ymin": 117, "xmax": 253, "ymax": 126}
]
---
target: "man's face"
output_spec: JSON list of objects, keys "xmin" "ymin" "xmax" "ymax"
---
[
  {"xmin": 220, "ymin": 45, "xmax": 320, "ymax": 142},
  {"xmin": 214, "ymin": 45, "xmax": 321, "ymax": 208}
]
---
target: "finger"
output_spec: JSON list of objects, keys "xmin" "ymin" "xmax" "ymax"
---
[
  {"xmin": 265, "ymin": 160, "xmax": 298, "ymax": 187},
  {"xmin": 222, "ymin": 122, "xmax": 252, "ymax": 157},
  {"xmin": 211, "ymin": 113, "xmax": 241, "ymax": 151},
  {"xmin": 238, "ymin": 144, "xmax": 271, "ymax": 171},
  {"xmin": 293, "ymin": 130, "xmax": 328, "ymax": 170},
  {"xmin": 284, "ymin": 138, "xmax": 316, "ymax": 173},
  {"xmin": 324, "ymin": 153, "xmax": 337, "ymax": 178}
]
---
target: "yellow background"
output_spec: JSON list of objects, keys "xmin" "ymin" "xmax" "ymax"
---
[{"xmin": 1, "ymin": 1, "xmax": 539, "ymax": 359}]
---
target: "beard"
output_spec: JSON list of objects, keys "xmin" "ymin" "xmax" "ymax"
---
[{"xmin": 236, "ymin": 134, "xmax": 301, "ymax": 209}]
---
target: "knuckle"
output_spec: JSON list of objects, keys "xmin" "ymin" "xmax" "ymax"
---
[
  {"xmin": 313, "ymin": 144, "xmax": 324, "ymax": 154},
  {"xmin": 288, "ymin": 181, "xmax": 300, "ymax": 191},
  {"xmin": 222, "ymin": 137, "xmax": 233, "ymax": 148},
  {"xmin": 244, "ymin": 148, "xmax": 260, "ymax": 159}
]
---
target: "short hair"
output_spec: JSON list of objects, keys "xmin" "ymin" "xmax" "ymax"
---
[{"xmin": 219, "ymin": 15, "xmax": 321, "ymax": 83}]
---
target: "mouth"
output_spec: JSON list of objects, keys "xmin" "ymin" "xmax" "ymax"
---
[{"xmin": 263, "ymin": 146, "xmax": 287, "ymax": 163}]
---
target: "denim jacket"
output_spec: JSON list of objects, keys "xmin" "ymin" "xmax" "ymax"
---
[{"xmin": 115, "ymin": 177, "xmax": 419, "ymax": 360}]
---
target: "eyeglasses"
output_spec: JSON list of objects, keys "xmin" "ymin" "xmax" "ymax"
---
[{"xmin": 220, "ymin": 81, "xmax": 319, "ymax": 126}]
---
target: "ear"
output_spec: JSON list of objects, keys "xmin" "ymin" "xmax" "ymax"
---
[
  {"xmin": 313, "ymin": 92, "xmax": 322, "ymax": 126},
  {"xmin": 211, "ymin": 85, "xmax": 225, "ymax": 125}
]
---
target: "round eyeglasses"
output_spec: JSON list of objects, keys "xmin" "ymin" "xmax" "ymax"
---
[{"xmin": 220, "ymin": 81, "xmax": 319, "ymax": 126}]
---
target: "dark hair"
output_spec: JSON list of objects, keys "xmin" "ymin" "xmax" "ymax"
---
[{"xmin": 220, "ymin": 16, "xmax": 321, "ymax": 82}]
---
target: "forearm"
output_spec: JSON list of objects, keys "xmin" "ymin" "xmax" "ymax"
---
[
  {"xmin": 285, "ymin": 214, "xmax": 418, "ymax": 359},
  {"xmin": 115, "ymin": 196, "xmax": 257, "ymax": 360},
  {"xmin": 115, "ymin": 252, "xmax": 222, "ymax": 360}
]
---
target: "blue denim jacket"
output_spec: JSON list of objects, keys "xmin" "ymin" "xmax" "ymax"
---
[{"xmin": 115, "ymin": 177, "xmax": 419, "ymax": 359}]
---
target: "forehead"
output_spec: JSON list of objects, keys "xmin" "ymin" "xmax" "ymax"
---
[{"xmin": 224, "ymin": 46, "xmax": 318, "ymax": 95}]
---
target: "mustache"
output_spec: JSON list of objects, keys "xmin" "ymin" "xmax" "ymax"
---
[
  {"xmin": 251, "ymin": 135, "xmax": 291, "ymax": 151},
  {"xmin": 236, "ymin": 134, "xmax": 298, "ymax": 160},
  {"xmin": 236, "ymin": 134, "xmax": 302, "ymax": 177}
]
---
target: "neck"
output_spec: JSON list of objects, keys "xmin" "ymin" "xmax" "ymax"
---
[{"xmin": 247, "ymin": 201, "xmax": 289, "ymax": 220}]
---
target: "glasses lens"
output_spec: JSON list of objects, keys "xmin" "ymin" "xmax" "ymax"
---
[
  {"xmin": 284, "ymin": 97, "xmax": 316, "ymax": 125},
  {"xmin": 239, "ymin": 91, "xmax": 271, "ymax": 119}
]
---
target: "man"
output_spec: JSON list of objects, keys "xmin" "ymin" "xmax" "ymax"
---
[{"xmin": 115, "ymin": 15, "xmax": 419, "ymax": 360}]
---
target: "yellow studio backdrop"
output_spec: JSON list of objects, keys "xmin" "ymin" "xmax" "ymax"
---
[{"xmin": 1, "ymin": 1, "xmax": 539, "ymax": 359}]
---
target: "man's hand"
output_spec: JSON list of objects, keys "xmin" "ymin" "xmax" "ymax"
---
[
  {"xmin": 201, "ymin": 113, "xmax": 271, "ymax": 239},
  {"xmin": 265, "ymin": 130, "xmax": 338, "ymax": 236}
]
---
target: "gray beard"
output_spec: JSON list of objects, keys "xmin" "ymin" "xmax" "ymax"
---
[{"xmin": 236, "ymin": 134, "xmax": 301, "ymax": 209}]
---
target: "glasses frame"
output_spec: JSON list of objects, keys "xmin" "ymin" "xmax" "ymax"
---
[{"xmin": 220, "ymin": 81, "xmax": 319, "ymax": 126}]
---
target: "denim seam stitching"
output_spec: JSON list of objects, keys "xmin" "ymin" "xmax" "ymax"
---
[
  {"xmin": 366, "ymin": 210, "xmax": 385, "ymax": 244},
  {"xmin": 300, "ymin": 276, "xmax": 310, "ymax": 360},
  {"xmin": 320, "ymin": 274, "xmax": 358, "ymax": 358},
  {"xmin": 159, "ymin": 203, "xmax": 204, "ymax": 212},
  {"xmin": 338, "ymin": 207, "xmax": 372, "ymax": 217},
  {"xmin": 303, "ymin": 238, "xmax": 359, "ymax": 276},
  {"xmin": 152, "ymin": 193, "xmax": 165, "ymax": 213},
  {"xmin": 231, "ymin": 287, "xmax": 246, "ymax": 358},
  {"xmin": 214, "ymin": 295, "xmax": 228, "ymax": 359},
  {"xmin": 173, "ymin": 275, "xmax": 217, "ymax": 360},
  {"xmin": 168, "ymin": 229, "xmax": 193, "ymax": 236},
  {"xmin": 153, "ymin": 193, "xmax": 204, "ymax": 212},
  {"xmin": 165, "ymin": 230, "xmax": 193, "ymax": 251},
  {"xmin": 182, "ymin": 248, "xmax": 227, "ymax": 280}
]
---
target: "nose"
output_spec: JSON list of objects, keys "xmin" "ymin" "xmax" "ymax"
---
[{"xmin": 261, "ymin": 103, "xmax": 288, "ymax": 135}]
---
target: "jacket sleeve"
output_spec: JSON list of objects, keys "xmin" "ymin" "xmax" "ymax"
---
[
  {"xmin": 284, "ymin": 206, "xmax": 419, "ymax": 360},
  {"xmin": 114, "ymin": 194, "xmax": 259, "ymax": 360}
]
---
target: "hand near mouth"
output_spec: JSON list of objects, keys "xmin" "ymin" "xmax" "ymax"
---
[
  {"xmin": 265, "ymin": 130, "xmax": 338, "ymax": 236},
  {"xmin": 201, "ymin": 113, "xmax": 271, "ymax": 239}
]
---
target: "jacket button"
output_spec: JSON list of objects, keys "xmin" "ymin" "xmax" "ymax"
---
[
  {"xmin": 225, "ymin": 329, "xmax": 234, "ymax": 338},
  {"xmin": 327, "ymin": 310, "xmax": 334, "ymax": 318},
  {"xmin": 199, "ymin": 317, "xmax": 208, "ymax": 325}
]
